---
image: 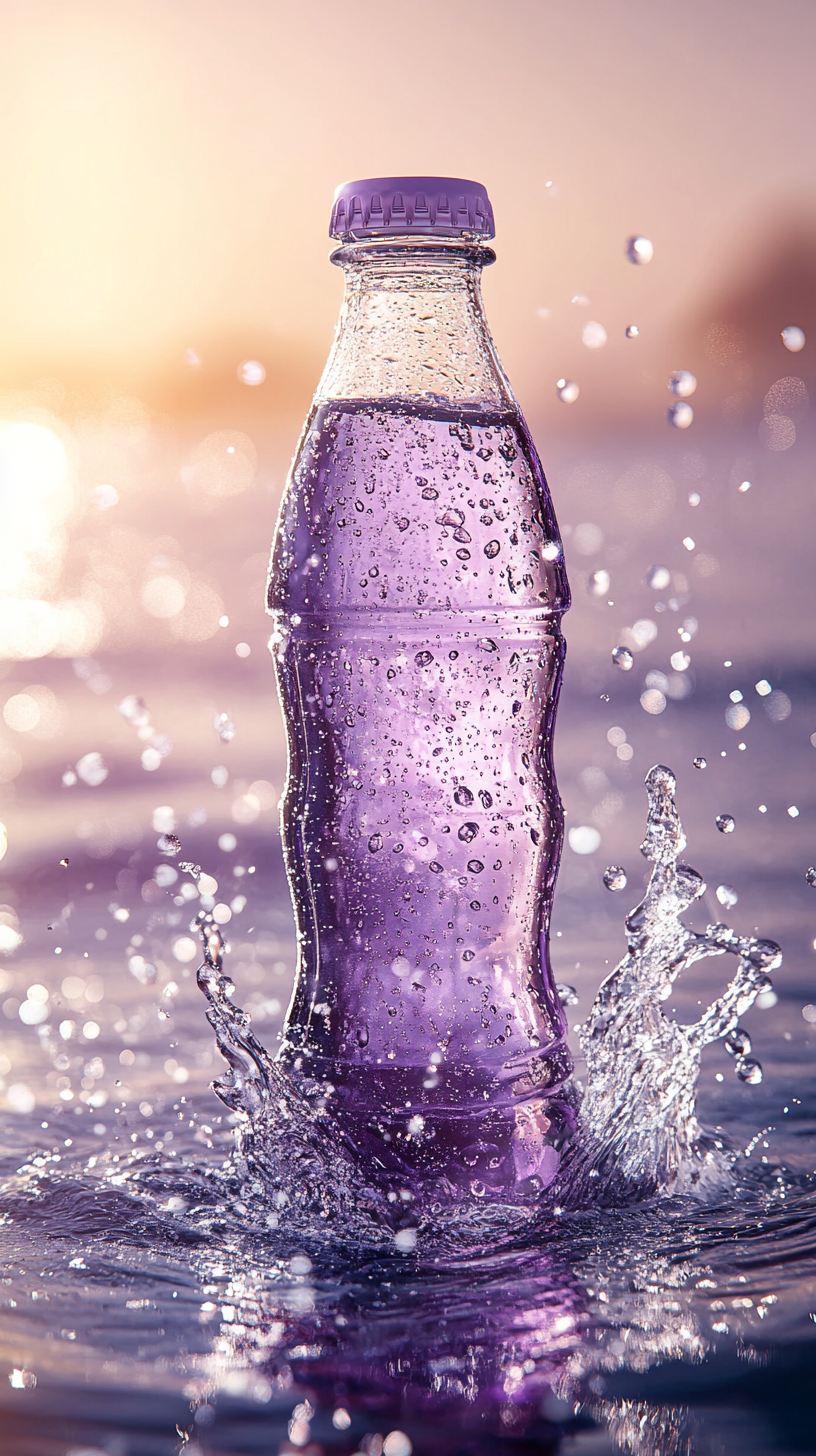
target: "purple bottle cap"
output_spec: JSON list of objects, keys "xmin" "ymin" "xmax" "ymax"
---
[{"xmin": 329, "ymin": 176, "xmax": 495, "ymax": 241}]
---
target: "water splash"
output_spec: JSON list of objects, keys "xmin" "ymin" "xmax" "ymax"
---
[
  {"xmin": 559, "ymin": 765, "xmax": 781, "ymax": 1208},
  {"xmin": 188, "ymin": 765, "xmax": 781, "ymax": 1226}
]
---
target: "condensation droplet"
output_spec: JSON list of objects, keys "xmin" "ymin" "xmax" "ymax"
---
[
  {"xmin": 612, "ymin": 648, "xmax": 633, "ymax": 671},
  {"xmin": 716, "ymin": 814, "xmax": 735, "ymax": 834},
  {"xmin": 603, "ymin": 865, "xmax": 627, "ymax": 892}
]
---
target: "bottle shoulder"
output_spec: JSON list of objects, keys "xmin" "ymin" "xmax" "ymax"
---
[{"xmin": 269, "ymin": 400, "xmax": 570, "ymax": 617}]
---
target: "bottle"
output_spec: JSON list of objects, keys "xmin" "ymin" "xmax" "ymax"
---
[{"xmin": 267, "ymin": 177, "xmax": 573, "ymax": 1197}]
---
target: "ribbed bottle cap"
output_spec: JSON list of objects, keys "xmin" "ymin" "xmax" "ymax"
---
[{"xmin": 329, "ymin": 176, "xmax": 495, "ymax": 241}]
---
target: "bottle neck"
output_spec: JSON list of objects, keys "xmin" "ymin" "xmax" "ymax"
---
[{"xmin": 315, "ymin": 239, "xmax": 516, "ymax": 413}]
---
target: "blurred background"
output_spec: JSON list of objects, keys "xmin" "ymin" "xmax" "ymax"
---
[{"xmin": 0, "ymin": 0, "xmax": 814, "ymax": 1136}]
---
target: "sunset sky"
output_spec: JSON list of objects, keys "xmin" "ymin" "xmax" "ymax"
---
[{"xmin": 2, "ymin": 0, "xmax": 816, "ymax": 436}]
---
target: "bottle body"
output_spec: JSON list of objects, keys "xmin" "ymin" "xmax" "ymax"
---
[{"xmin": 268, "ymin": 218, "xmax": 572, "ymax": 1194}]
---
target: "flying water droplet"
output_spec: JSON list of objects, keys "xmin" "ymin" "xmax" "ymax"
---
[
  {"xmin": 724, "ymin": 1027, "xmax": 752, "ymax": 1056},
  {"xmin": 555, "ymin": 983, "xmax": 579, "ymax": 1006},
  {"xmin": 556, "ymin": 378, "xmax": 580, "ymax": 404},
  {"xmin": 588, "ymin": 570, "xmax": 611, "ymax": 597},
  {"xmin": 238, "ymin": 359, "xmax": 266, "ymax": 386},
  {"xmin": 646, "ymin": 564, "xmax": 671, "ymax": 590},
  {"xmin": 716, "ymin": 814, "xmax": 735, "ymax": 834},
  {"xmin": 214, "ymin": 712, "xmax": 235, "ymax": 743},
  {"xmin": 603, "ymin": 865, "xmax": 627, "ymax": 892},
  {"xmin": 668, "ymin": 370, "xmax": 697, "ymax": 398},
  {"xmin": 667, "ymin": 402, "xmax": 694, "ymax": 429},
  {"xmin": 157, "ymin": 833, "xmax": 182, "ymax": 857},
  {"xmin": 693, "ymin": 756, "xmax": 707, "ymax": 769},
  {"xmin": 805, "ymin": 866, "xmax": 816, "ymax": 886},
  {"xmin": 716, "ymin": 884, "xmax": 738, "ymax": 908},
  {"xmin": 59, "ymin": 857, "xmax": 69, "ymax": 867},
  {"xmin": 582, "ymin": 321, "xmax": 608, "ymax": 350},
  {"xmin": 781, "ymin": 325, "xmax": 805, "ymax": 352},
  {"xmin": 612, "ymin": 647, "xmax": 634, "ymax": 671},
  {"xmin": 626, "ymin": 236, "xmax": 654, "ymax": 265},
  {"xmin": 735, "ymin": 1057, "xmax": 763, "ymax": 1085},
  {"xmin": 625, "ymin": 324, "xmax": 639, "ymax": 338}
]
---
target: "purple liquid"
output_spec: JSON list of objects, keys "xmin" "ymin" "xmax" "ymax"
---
[{"xmin": 268, "ymin": 399, "xmax": 573, "ymax": 1192}]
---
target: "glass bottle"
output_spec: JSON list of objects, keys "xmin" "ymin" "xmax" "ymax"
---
[{"xmin": 268, "ymin": 177, "xmax": 573, "ymax": 1196}]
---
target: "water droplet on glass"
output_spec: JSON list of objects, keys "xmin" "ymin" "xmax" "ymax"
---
[
  {"xmin": 556, "ymin": 378, "xmax": 580, "ymax": 404},
  {"xmin": 414, "ymin": 651, "xmax": 434, "ymax": 667},
  {"xmin": 716, "ymin": 883, "xmax": 738, "ymax": 908},
  {"xmin": 157, "ymin": 833, "xmax": 181, "ymax": 857},
  {"xmin": 437, "ymin": 508, "xmax": 465, "ymax": 528},
  {"xmin": 238, "ymin": 360, "xmax": 266, "ymax": 386},
  {"xmin": 626, "ymin": 236, "xmax": 654, "ymax": 265},
  {"xmin": 668, "ymin": 370, "xmax": 697, "ymax": 398},
  {"xmin": 454, "ymin": 786, "xmax": 474, "ymax": 807},
  {"xmin": 462, "ymin": 949, "xmax": 475, "ymax": 962},
  {"xmin": 421, "ymin": 486, "xmax": 438, "ymax": 501},
  {"xmin": 724, "ymin": 1027, "xmax": 751, "ymax": 1056},
  {"xmin": 467, "ymin": 859, "xmax": 484, "ymax": 874},
  {"xmin": 625, "ymin": 324, "xmax": 640, "ymax": 338},
  {"xmin": 477, "ymin": 638, "xmax": 497, "ymax": 652},
  {"xmin": 484, "ymin": 540, "xmax": 500, "ymax": 559},
  {"xmin": 603, "ymin": 865, "xmax": 627, "ymax": 892},
  {"xmin": 668, "ymin": 402, "xmax": 694, "ymax": 429},
  {"xmin": 555, "ymin": 983, "xmax": 579, "ymax": 1006},
  {"xmin": 582, "ymin": 321, "xmax": 608, "ymax": 350},
  {"xmin": 716, "ymin": 814, "xmax": 735, "ymax": 834},
  {"xmin": 368, "ymin": 833, "xmax": 383, "ymax": 853},
  {"xmin": 735, "ymin": 1057, "xmax": 763, "ymax": 1085},
  {"xmin": 693, "ymin": 757, "xmax": 707, "ymax": 769},
  {"xmin": 612, "ymin": 648, "xmax": 634, "ymax": 671},
  {"xmin": 429, "ymin": 861, "xmax": 443, "ymax": 874},
  {"xmin": 781, "ymin": 325, "xmax": 805, "ymax": 352},
  {"xmin": 397, "ymin": 517, "xmax": 410, "ymax": 531},
  {"xmin": 458, "ymin": 822, "xmax": 479, "ymax": 843},
  {"xmin": 646, "ymin": 564, "xmax": 672, "ymax": 591}
]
